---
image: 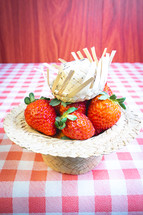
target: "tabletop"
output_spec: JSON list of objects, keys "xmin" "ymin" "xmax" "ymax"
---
[{"xmin": 0, "ymin": 63, "xmax": 143, "ymax": 214}]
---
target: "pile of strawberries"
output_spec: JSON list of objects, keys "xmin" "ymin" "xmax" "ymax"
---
[{"xmin": 24, "ymin": 83, "xmax": 126, "ymax": 140}]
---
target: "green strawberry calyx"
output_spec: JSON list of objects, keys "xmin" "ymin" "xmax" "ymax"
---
[
  {"xmin": 24, "ymin": 93, "xmax": 50, "ymax": 105},
  {"xmin": 61, "ymin": 136, "xmax": 71, "ymax": 140},
  {"xmin": 98, "ymin": 92, "xmax": 126, "ymax": 110},
  {"xmin": 50, "ymin": 98, "xmax": 71, "ymax": 107},
  {"xmin": 55, "ymin": 107, "xmax": 77, "ymax": 130}
]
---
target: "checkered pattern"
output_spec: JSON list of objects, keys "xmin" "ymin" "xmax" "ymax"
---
[{"xmin": 0, "ymin": 63, "xmax": 143, "ymax": 214}]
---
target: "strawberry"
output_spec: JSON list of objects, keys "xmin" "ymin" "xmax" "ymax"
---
[
  {"xmin": 50, "ymin": 98, "xmax": 87, "ymax": 115},
  {"xmin": 24, "ymin": 93, "xmax": 57, "ymax": 136},
  {"xmin": 103, "ymin": 82, "xmax": 113, "ymax": 96},
  {"xmin": 87, "ymin": 92, "xmax": 126, "ymax": 135},
  {"xmin": 59, "ymin": 101, "xmax": 87, "ymax": 115},
  {"xmin": 55, "ymin": 107, "xmax": 95, "ymax": 140}
]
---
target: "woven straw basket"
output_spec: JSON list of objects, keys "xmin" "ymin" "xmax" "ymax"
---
[{"xmin": 3, "ymin": 104, "xmax": 142, "ymax": 175}]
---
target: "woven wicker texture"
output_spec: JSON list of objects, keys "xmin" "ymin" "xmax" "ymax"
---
[
  {"xmin": 42, "ymin": 154, "xmax": 102, "ymax": 175},
  {"xmin": 42, "ymin": 48, "xmax": 116, "ymax": 103},
  {"xmin": 3, "ymin": 104, "xmax": 142, "ymax": 159}
]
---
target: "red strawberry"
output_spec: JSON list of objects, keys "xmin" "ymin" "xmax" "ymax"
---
[
  {"xmin": 50, "ymin": 98, "xmax": 87, "ymax": 115},
  {"xmin": 103, "ymin": 82, "xmax": 113, "ymax": 96},
  {"xmin": 55, "ymin": 107, "xmax": 95, "ymax": 140},
  {"xmin": 24, "ymin": 93, "xmax": 57, "ymax": 136},
  {"xmin": 87, "ymin": 92, "xmax": 126, "ymax": 135},
  {"xmin": 59, "ymin": 101, "xmax": 86, "ymax": 115}
]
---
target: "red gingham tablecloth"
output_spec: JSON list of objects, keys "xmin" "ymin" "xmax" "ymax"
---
[{"xmin": 0, "ymin": 63, "xmax": 143, "ymax": 214}]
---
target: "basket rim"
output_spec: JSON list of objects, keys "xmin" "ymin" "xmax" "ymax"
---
[{"xmin": 3, "ymin": 103, "xmax": 142, "ymax": 158}]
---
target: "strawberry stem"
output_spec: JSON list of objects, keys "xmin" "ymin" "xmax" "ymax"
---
[
  {"xmin": 50, "ymin": 98, "xmax": 71, "ymax": 107},
  {"xmin": 55, "ymin": 107, "xmax": 77, "ymax": 130},
  {"xmin": 98, "ymin": 92, "xmax": 126, "ymax": 110},
  {"xmin": 109, "ymin": 94, "xmax": 126, "ymax": 110},
  {"xmin": 24, "ymin": 93, "xmax": 50, "ymax": 105},
  {"xmin": 24, "ymin": 93, "xmax": 36, "ymax": 105}
]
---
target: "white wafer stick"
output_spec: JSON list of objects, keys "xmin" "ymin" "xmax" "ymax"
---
[
  {"xmin": 52, "ymin": 64, "xmax": 61, "ymax": 69},
  {"xmin": 71, "ymin": 52, "xmax": 79, "ymax": 60},
  {"xmin": 90, "ymin": 72, "xmax": 97, "ymax": 89},
  {"xmin": 83, "ymin": 48, "xmax": 93, "ymax": 62},
  {"xmin": 43, "ymin": 63, "xmax": 56, "ymax": 71},
  {"xmin": 91, "ymin": 47, "xmax": 98, "ymax": 65},
  {"xmin": 101, "ymin": 48, "xmax": 107, "ymax": 59},
  {"xmin": 58, "ymin": 58, "xmax": 67, "ymax": 63},
  {"xmin": 43, "ymin": 63, "xmax": 50, "ymax": 67},
  {"xmin": 100, "ymin": 55, "xmax": 109, "ymax": 90},
  {"xmin": 109, "ymin": 50, "xmax": 116, "ymax": 64},
  {"xmin": 58, "ymin": 70, "xmax": 75, "ymax": 95},
  {"xmin": 93, "ymin": 59, "xmax": 102, "ymax": 90},
  {"xmin": 67, "ymin": 77, "xmax": 94, "ymax": 98},
  {"xmin": 52, "ymin": 72, "xmax": 63, "ymax": 93},
  {"xmin": 77, "ymin": 51, "xmax": 84, "ymax": 59}
]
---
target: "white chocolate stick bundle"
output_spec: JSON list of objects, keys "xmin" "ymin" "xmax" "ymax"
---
[{"xmin": 39, "ymin": 47, "xmax": 116, "ymax": 102}]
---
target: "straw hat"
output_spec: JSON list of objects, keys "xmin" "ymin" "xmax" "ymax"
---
[
  {"xmin": 3, "ymin": 104, "xmax": 142, "ymax": 174},
  {"xmin": 3, "ymin": 47, "xmax": 142, "ymax": 174}
]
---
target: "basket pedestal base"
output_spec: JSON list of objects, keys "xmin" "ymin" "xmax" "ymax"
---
[{"xmin": 42, "ymin": 154, "xmax": 102, "ymax": 175}]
